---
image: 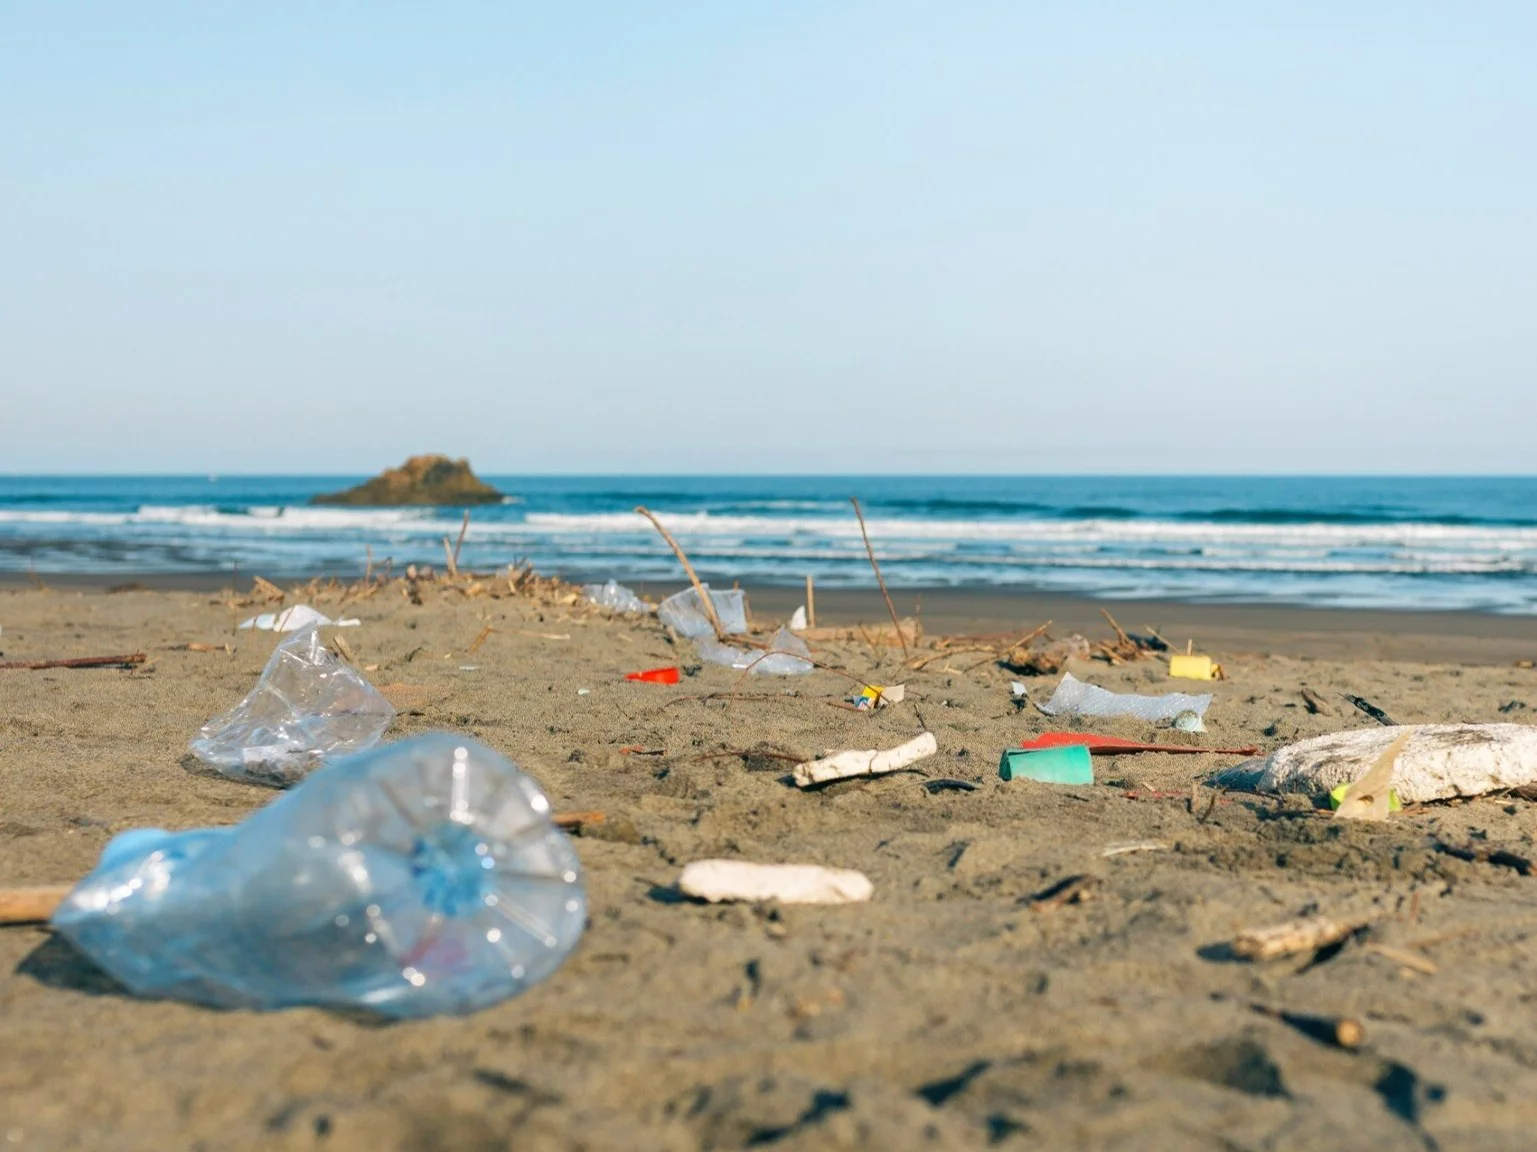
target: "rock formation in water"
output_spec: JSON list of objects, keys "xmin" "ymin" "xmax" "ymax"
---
[{"xmin": 312, "ymin": 455, "xmax": 504, "ymax": 506}]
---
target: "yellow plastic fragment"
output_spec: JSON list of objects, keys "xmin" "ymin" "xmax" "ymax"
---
[{"xmin": 1169, "ymin": 654, "xmax": 1221, "ymax": 680}]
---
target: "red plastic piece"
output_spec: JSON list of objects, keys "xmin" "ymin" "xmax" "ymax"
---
[
  {"xmin": 625, "ymin": 666, "xmax": 681, "ymax": 685},
  {"xmin": 1019, "ymin": 732, "xmax": 1259, "ymax": 756}
]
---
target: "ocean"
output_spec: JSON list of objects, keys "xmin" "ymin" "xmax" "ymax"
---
[{"xmin": 1, "ymin": 475, "xmax": 1534, "ymax": 614}]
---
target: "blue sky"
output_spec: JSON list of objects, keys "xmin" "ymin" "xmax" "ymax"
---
[{"xmin": 3, "ymin": 2, "xmax": 1534, "ymax": 474}]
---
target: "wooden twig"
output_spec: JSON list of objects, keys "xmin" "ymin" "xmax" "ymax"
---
[
  {"xmin": 467, "ymin": 625, "xmax": 495, "ymax": 656},
  {"xmin": 1365, "ymin": 943, "xmax": 1438, "ymax": 975},
  {"xmin": 1008, "ymin": 621, "xmax": 1053, "ymax": 652},
  {"xmin": 661, "ymin": 691, "xmax": 805, "ymax": 707},
  {"xmin": 1344, "ymin": 693, "xmax": 1396, "ymax": 726},
  {"xmin": 452, "ymin": 510, "xmax": 471, "ymax": 570},
  {"xmin": 1027, "ymin": 874, "xmax": 1101, "ymax": 912},
  {"xmin": 851, "ymin": 496, "xmax": 910, "ymax": 662},
  {"xmin": 907, "ymin": 645, "xmax": 997, "ymax": 671},
  {"xmin": 1100, "ymin": 608, "xmax": 1132, "ymax": 648},
  {"xmin": 1300, "ymin": 686, "xmax": 1334, "ymax": 715},
  {"xmin": 1231, "ymin": 916, "xmax": 1371, "ymax": 961},
  {"xmin": 806, "ymin": 574, "xmax": 816, "ymax": 628},
  {"xmin": 251, "ymin": 575, "xmax": 285, "ymax": 601},
  {"xmin": 0, "ymin": 653, "xmax": 146, "ymax": 671},
  {"xmin": 636, "ymin": 505, "xmax": 726, "ymax": 640},
  {"xmin": 552, "ymin": 810, "xmax": 604, "ymax": 830},
  {"xmin": 442, "ymin": 537, "xmax": 459, "ymax": 579},
  {"xmin": 0, "ymin": 886, "xmax": 73, "ymax": 925},
  {"xmin": 1249, "ymin": 1003, "xmax": 1365, "ymax": 1050}
]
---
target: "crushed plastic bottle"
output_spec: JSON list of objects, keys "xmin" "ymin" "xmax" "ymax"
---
[
  {"xmin": 51, "ymin": 734, "xmax": 587, "ymax": 1018},
  {"xmin": 582, "ymin": 579, "xmax": 653, "ymax": 615},
  {"xmin": 1038, "ymin": 672, "xmax": 1211, "ymax": 723},
  {"xmin": 189, "ymin": 625, "xmax": 396, "ymax": 787},
  {"xmin": 657, "ymin": 586, "xmax": 749, "ymax": 639}
]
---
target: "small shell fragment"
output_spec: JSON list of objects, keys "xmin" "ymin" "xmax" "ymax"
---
[{"xmin": 1173, "ymin": 710, "xmax": 1206, "ymax": 733}]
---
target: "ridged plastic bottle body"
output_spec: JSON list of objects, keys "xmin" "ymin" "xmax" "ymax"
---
[{"xmin": 53, "ymin": 734, "xmax": 586, "ymax": 1017}]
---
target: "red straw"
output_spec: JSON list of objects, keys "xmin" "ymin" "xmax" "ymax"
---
[{"xmin": 1020, "ymin": 732, "xmax": 1259, "ymax": 756}]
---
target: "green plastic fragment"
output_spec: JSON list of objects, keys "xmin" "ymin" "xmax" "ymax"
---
[
  {"xmin": 1328, "ymin": 782, "xmax": 1402, "ymax": 811},
  {"xmin": 999, "ymin": 745, "xmax": 1094, "ymax": 785}
]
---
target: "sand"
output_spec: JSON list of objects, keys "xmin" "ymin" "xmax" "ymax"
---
[{"xmin": 3, "ymin": 579, "xmax": 1537, "ymax": 1150}]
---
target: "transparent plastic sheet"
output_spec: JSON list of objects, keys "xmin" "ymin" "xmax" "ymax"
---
[
  {"xmin": 696, "ymin": 626, "xmax": 814, "ymax": 676},
  {"xmin": 189, "ymin": 625, "xmax": 395, "ymax": 787},
  {"xmin": 51, "ymin": 734, "xmax": 587, "ymax": 1018},
  {"xmin": 1038, "ymin": 672, "xmax": 1212, "ymax": 723},
  {"xmin": 582, "ymin": 580, "xmax": 653, "ymax": 615},
  {"xmin": 656, "ymin": 586, "xmax": 748, "ymax": 639}
]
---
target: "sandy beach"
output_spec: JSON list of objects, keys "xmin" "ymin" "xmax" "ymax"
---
[{"xmin": 3, "ymin": 577, "xmax": 1537, "ymax": 1150}]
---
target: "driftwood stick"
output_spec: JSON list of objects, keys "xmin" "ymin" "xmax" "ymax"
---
[
  {"xmin": 552, "ymin": 810, "xmax": 605, "ymax": 830},
  {"xmin": 1010, "ymin": 621, "xmax": 1053, "ymax": 650},
  {"xmin": 1232, "ymin": 916, "xmax": 1372, "ymax": 960},
  {"xmin": 1100, "ymin": 608, "xmax": 1132, "ymax": 648},
  {"xmin": 251, "ymin": 575, "xmax": 285, "ymax": 601},
  {"xmin": 0, "ymin": 653, "xmax": 146, "ymax": 671},
  {"xmin": 1250, "ymin": 1003, "xmax": 1365, "ymax": 1050},
  {"xmin": 0, "ymin": 886, "xmax": 75, "ymax": 925},
  {"xmin": 635, "ymin": 505, "xmax": 726, "ymax": 640},
  {"xmin": 452, "ymin": 510, "xmax": 471, "ymax": 569},
  {"xmin": 851, "ymin": 496, "xmax": 910, "ymax": 661},
  {"xmin": 442, "ymin": 537, "xmax": 459, "ymax": 579},
  {"xmin": 805, "ymin": 574, "xmax": 816, "ymax": 629}
]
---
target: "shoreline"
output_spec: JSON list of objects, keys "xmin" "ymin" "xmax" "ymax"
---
[{"xmin": 5, "ymin": 571, "xmax": 1536, "ymax": 665}]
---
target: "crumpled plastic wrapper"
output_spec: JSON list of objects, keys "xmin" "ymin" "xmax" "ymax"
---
[
  {"xmin": 1038, "ymin": 672, "xmax": 1211, "ymax": 723},
  {"xmin": 189, "ymin": 625, "xmax": 395, "ymax": 786}
]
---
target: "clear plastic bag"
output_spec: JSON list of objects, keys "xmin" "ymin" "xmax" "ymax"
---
[
  {"xmin": 52, "ymin": 734, "xmax": 587, "ymax": 1018},
  {"xmin": 657, "ymin": 586, "xmax": 748, "ymax": 639},
  {"xmin": 1038, "ymin": 672, "xmax": 1211, "ymax": 723},
  {"xmin": 189, "ymin": 625, "xmax": 395, "ymax": 787}
]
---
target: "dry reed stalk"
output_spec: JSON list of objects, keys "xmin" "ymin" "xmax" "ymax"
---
[
  {"xmin": 0, "ymin": 653, "xmax": 146, "ymax": 671},
  {"xmin": 251, "ymin": 575, "xmax": 285, "ymax": 602},
  {"xmin": 851, "ymin": 497, "xmax": 909, "ymax": 662},
  {"xmin": 452, "ymin": 510, "xmax": 472, "ymax": 569},
  {"xmin": 635, "ymin": 505, "xmax": 725, "ymax": 640},
  {"xmin": 1100, "ymin": 608, "xmax": 1132, "ymax": 647}
]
